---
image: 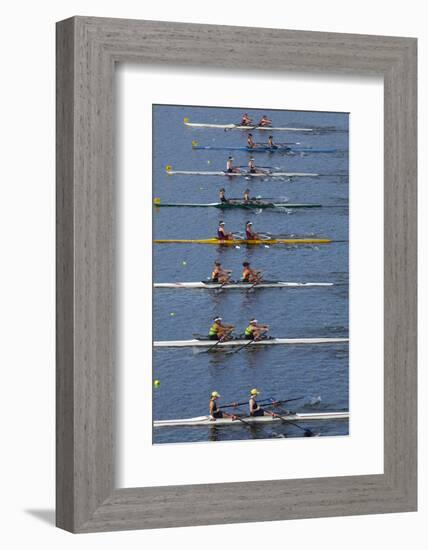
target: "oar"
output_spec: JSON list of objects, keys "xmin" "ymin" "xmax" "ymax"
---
[
  {"xmin": 227, "ymin": 406, "xmax": 284, "ymax": 438},
  {"xmin": 221, "ymin": 410, "xmax": 254, "ymax": 428},
  {"xmin": 212, "ymin": 406, "xmax": 251, "ymax": 427},
  {"xmin": 202, "ymin": 332, "xmax": 233, "ymax": 354},
  {"xmin": 265, "ymin": 403, "xmax": 316, "ymax": 437},
  {"xmin": 246, "ymin": 273, "xmax": 264, "ymax": 292},
  {"xmin": 213, "ymin": 408, "xmax": 256, "ymax": 428},
  {"xmin": 224, "ymin": 338, "xmax": 256, "ymax": 355},
  {"xmin": 214, "ymin": 275, "xmax": 233, "ymax": 294},
  {"xmin": 219, "ymin": 395, "xmax": 305, "ymax": 410},
  {"xmin": 225, "ymin": 330, "xmax": 268, "ymax": 355}
]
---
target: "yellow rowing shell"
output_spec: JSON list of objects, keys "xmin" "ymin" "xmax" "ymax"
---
[{"xmin": 154, "ymin": 238, "xmax": 331, "ymax": 245}]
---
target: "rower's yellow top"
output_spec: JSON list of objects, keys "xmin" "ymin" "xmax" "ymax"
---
[{"xmin": 154, "ymin": 238, "xmax": 332, "ymax": 245}]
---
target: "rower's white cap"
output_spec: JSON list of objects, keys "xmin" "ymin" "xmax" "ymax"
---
[
  {"xmin": 219, "ymin": 221, "xmax": 225, "ymax": 225},
  {"xmin": 250, "ymin": 319, "xmax": 258, "ymax": 324},
  {"xmin": 214, "ymin": 316, "xmax": 222, "ymax": 321},
  {"xmin": 211, "ymin": 391, "xmax": 220, "ymax": 397},
  {"xmin": 246, "ymin": 221, "xmax": 253, "ymax": 225}
]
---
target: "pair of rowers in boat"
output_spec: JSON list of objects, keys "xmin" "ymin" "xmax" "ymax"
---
[
  {"xmin": 208, "ymin": 317, "xmax": 269, "ymax": 341},
  {"xmin": 209, "ymin": 388, "xmax": 276, "ymax": 421},
  {"xmin": 217, "ymin": 220, "xmax": 260, "ymax": 240},
  {"xmin": 241, "ymin": 113, "xmax": 272, "ymax": 127},
  {"xmin": 211, "ymin": 260, "xmax": 262, "ymax": 285},
  {"xmin": 219, "ymin": 187, "xmax": 254, "ymax": 204},
  {"xmin": 247, "ymin": 134, "xmax": 278, "ymax": 149},
  {"xmin": 226, "ymin": 156, "xmax": 267, "ymax": 174}
]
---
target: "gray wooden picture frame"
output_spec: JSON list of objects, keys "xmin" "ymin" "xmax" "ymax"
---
[{"xmin": 56, "ymin": 16, "xmax": 417, "ymax": 533}]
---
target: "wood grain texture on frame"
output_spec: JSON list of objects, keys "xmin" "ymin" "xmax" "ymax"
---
[{"xmin": 56, "ymin": 16, "xmax": 417, "ymax": 532}]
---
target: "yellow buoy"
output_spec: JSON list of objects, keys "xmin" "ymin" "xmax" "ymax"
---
[
  {"xmin": 183, "ymin": 117, "xmax": 189, "ymax": 123},
  {"xmin": 153, "ymin": 197, "xmax": 161, "ymax": 204},
  {"xmin": 154, "ymin": 379, "xmax": 160, "ymax": 388}
]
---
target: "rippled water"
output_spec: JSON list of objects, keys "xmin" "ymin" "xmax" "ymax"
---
[{"xmin": 153, "ymin": 104, "xmax": 349, "ymax": 444}]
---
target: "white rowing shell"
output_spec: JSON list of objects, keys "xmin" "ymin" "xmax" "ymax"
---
[
  {"xmin": 166, "ymin": 170, "xmax": 319, "ymax": 177},
  {"xmin": 154, "ymin": 411, "xmax": 349, "ymax": 428},
  {"xmin": 154, "ymin": 282, "xmax": 334, "ymax": 289},
  {"xmin": 154, "ymin": 337, "xmax": 349, "ymax": 348},
  {"xmin": 184, "ymin": 122, "xmax": 313, "ymax": 132}
]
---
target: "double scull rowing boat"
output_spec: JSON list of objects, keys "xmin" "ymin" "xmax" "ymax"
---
[
  {"xmin": 154, "ymin": 281, "xmax": 333, "ymax": 289},
  {"xmin": 154, "ymin": 411, "xmax": 349, "ymax": 428},
  {"xmin": 184, "ymin": 121, "xmax": 313, "ymax": 132},
  {"xmin": 153, "ymin": 200, "xmax": 322, "ymax": 209},
  {"xmin": 191, "ymin": 144, "xmax": 336, "ymax": 154},
  {"xmin": 154, "ymin": 238, "xmax": 331, "ymax": 245},
  {"xmin": 154, "ymin": 337, "xmax": 349, "ymax": 348},
  {"xmin": 166, "ymin": 169, "xmax": 319, "ymax": 177}
]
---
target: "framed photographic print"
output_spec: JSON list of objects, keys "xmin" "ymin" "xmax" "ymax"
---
[
  {"xmin": 151, "ymin": 103, "xmax": 350, "ymax": 445},
  {"xmin": 56, "ymin": 17, "xmax": 417, "ymax": 532}
]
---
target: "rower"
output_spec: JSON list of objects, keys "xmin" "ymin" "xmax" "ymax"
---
[
  {"xmin": 211, "ymin": 261, "xmax": 232, "ymax": 284},
  {"xmin": 267, "ymin": 135, "xmax": 277, "ymax": 148},
  {"xmin": 245, "ymin": 221, "xmax": 259, "ymax": 240},
  {"xmin": 244, "ymin": 319, "xmax": 269, "ymax": 340},
  {"xmin": 243, "ymin": 188, "xmax": 251, "ymax": 203},
  {"xmin": 208, "ymin": 316, "xmax": 235, "ymax": 341},
  {"xmin": 242, "ymin": 261, "xmax": 262, "ymax": 283},
  {"xmin": 209, "ymin": 391, "xmax": 238, "ymax": 422},
  {"xmin": 219, "ymin": 188, "xmax": 228, "ymax": 203},
  {"xmin": 209, "ymin": 391, "xmax": 224, "ymax": 420},
  {"xmin": 217, "ymin": 221, "xmax": 233, "ymax": 240},
  {"xmin": 249, "ymin": 388, "xmax": 269, "ymax": 416},
  {"xmin": 241, "ymin": 113, "xmax": 252, "ymax": 126},
  {"xmin": 258, "ymin": 115, "xmax": 272, "ymax": 127},
  {"xmin": 248, "ymin": 157, "xmax": 258, "ymax": 173},
  {"xmin": 247, "ymin": 133, "xmax": 255, "ymax": 149},
  {"xmin": 226, "ymin": 156, "xmax": 239, "ymax": 174}
]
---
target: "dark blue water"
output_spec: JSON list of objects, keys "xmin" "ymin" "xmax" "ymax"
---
[{"xmin": 153, "ymin": 105, "xmax": 349, "ymax": 444}]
